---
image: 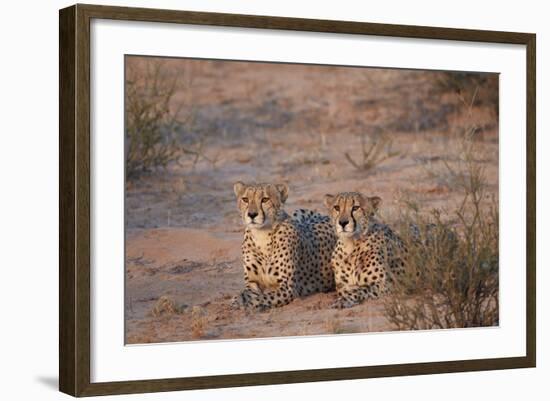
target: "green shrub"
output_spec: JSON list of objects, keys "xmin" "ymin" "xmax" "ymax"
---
[
  {"xmin": 125, "ymin": 60, "xmax": 182, "ymax": 180},
  {"xmin": 383, "ymin": 124, "xmax": 499, "ymax": 330}
]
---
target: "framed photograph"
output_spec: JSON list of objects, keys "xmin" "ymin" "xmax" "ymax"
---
[{"xmin": 59, "ymin": 4, "xmax": 536, "ymax": 397}]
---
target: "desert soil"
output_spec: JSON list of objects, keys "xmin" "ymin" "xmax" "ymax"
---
[{"xmin": 124, "ymin": 58, "xmax": 498, "ymax": 344}]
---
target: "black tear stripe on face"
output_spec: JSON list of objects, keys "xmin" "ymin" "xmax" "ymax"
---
[
  {"xmin": 351, "ymin": 208, "xmax": 357, "ymax": 230},
  {"xmin": 335, "ymin": 194, "xmax": 343, "ymax": 220}
]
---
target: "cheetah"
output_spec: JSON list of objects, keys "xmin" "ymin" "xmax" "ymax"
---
[
  {"xmin": 232, "ymin": 181, "xmax": 336, "ymax": 310},
  {"xmin": 324, "ymin": 192, "xmax": 407, "ymax": 308}
]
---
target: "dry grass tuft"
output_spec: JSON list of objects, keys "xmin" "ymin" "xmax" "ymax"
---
[
  {"xmin": 344, "ymin": 132, "xmax": 400, "ymax": 172},
  {"xmin": 324, "ymin": 318, "xmax": 357, "ymax": 335},
  {"xmin": 324, "ymin": 318, "xmax": 341, "ymax": 334},
  {"xmin": 151, "ymin": 295, "xmax": 185, "ymax": 317},
  {"xmin": 191, "ymin": 306, "xmax": 208, "ymax": 339}
]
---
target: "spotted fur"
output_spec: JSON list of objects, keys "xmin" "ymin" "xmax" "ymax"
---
[
  {"xmin": 232, "ymin": 182, "xmax": 336, "ymax": 310},
  {"xmin": 324, "ymin": 192, "xmax": 406, "ymax": 308}
]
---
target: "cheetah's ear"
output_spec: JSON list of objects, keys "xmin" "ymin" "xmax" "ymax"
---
[
  {"xmin": 367, "ymin": 196, "xmax": 382, "ymax": 211},
  {"xmin": 324, "ymin": 194, "xmax": 335, "ymax": 209},
  {"xmin": 275, "ymin": 183, "xmax": 289, "ymax": 203},
  {"xmin": 233, "ymin": 181, "xmax": 246, "ymax": 198}
]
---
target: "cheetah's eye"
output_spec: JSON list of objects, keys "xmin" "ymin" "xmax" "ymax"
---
[
  {"xmin": 242, "ymin": 197, "xmax": 249, "ymax": 203},
  {"xmin": 333, "ymin": 205, "xmax": 340, "ymax": 212},
  {"xmin": 261, "ymin": 197, "xmax": 270, "ymax": 203},
  {"xmin": 352, "ymin": 205, "xmax": 360, "ymax": 212}
]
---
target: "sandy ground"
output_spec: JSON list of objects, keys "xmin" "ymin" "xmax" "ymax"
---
[
  {"xmin": 125, "ymin": 228, "xmax": 389, "ymax": 343},
  {"xmin": 124, "ymin": 58, "xmax": 498, "ymax": 344}
]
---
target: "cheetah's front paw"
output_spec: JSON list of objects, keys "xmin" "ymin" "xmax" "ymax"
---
[
  {"xmin": 230, "ymin": 288, "xmax": 257, "ymax": 310},
  {"xmin": 230, "ymin": 294, "xmax": 245, "ymax": 309},
  {"xmin": 331, "ymin": 298, "xmax": 360, "ymax": 309}
]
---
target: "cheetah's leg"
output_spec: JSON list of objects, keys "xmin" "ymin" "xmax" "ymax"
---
[
  {"xmin": 231, "ymin": 281, "xmax": 261, "ymax": 309},
  {"xmin": 332, "ymin": 283, "xmax": 383, "ymax": 309},
  {"xmin": 231, "ymin": 238, "xmax": 266, "ymax": 308},
  {"xmin": 237, "ymin": 280, "xmax": 294, "ymax": 311}
]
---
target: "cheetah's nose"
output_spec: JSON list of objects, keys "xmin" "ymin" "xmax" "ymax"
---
[
  {"xmin": 339, "ymin": 219, "xmax": 349, "ymax": 228},
  {"xmin": 248, "ymin": 212, "xmax": 258, "ymax": 220}
]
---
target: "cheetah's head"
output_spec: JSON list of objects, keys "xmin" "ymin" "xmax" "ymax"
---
[
  {"xmin": 324, "ymin": 192, "xmax": 381, "ymax": 238},
  {"xmin": 233, "ymin": 181, "xmax": 289, "ymax": 229}
]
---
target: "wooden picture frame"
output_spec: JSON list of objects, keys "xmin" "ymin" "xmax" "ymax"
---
[{"xmin": 59, "ymin": 3, "xmax": 536, "ymax": 397}]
